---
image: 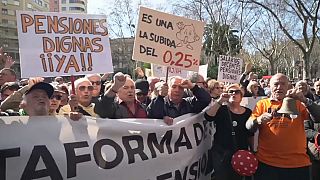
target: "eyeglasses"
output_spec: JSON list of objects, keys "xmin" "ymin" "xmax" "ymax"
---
[
  {"xmin": 79, "ymin": 86, "xmax": 94, "ymax": 91},
  {"xmin": 91, "ymin": 81, "xmax": 101, "ymax": 85},
  {"xmin": 50, "ymin": 95, "xmax": 62, "ymax": 100},
  {"xmin": 228, "ymin": 89, "xmax": 242, "ymax": 94}
]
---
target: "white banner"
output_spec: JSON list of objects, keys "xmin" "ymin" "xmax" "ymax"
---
[
  {"xmin": 217, "ymin": 55, "xmax": 243, "ymax": 83},
  {"xmin": 0, "ymin": 113, "xmax": 213, "ymax": 180},
  {"xmin": 16, "ymin": 11, "xmax": 113, "ymax": 78},
  {"xmin": 133, "ymin": 7, "xmax": 205, "ymax": 72}
]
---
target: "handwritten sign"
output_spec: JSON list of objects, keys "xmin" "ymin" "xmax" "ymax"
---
[
  {"xmin": 132, "ymin": 7, "xmax": 205, "ymax": 72},
  {"xmin": 16, "ymin": 11, "xmax": 113, "ymax": 78},
  {"xmin": 152, "ymin": 63, "xmax": 188, "ymax": 78},
  {"xmin": 217, "ymin": 55, "xmax": 243, "ymax": 83}
]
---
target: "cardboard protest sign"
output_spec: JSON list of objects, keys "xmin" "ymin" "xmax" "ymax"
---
[
  {"xmin": 0, "ymin": 113, "xmax": 213, "ymax": 180},
  {"xmin": 152, "ymin": 63, "xmax": 188, "ymax": 78},
  {"xmin": 152, "ymin": 64, "xmax": 208, "ymax": 79},
  {"xmin": 16, "ymin": 11, "xmax": 113, "ymax": 78},
  {"xmin": 188, "ymin": 64, "xmax": 208, "ymax": 79},
  {"xmin": 217, "ymin": 55, "xmax": 243, "ymax": 83},
  {"xmin": 133, "ymin": 7, "xmax": 205, "ymax": 72}
]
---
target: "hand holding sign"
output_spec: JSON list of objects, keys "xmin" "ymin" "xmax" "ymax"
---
[
  {"xmin": 245, "ymin": 63, "xmax": 253, "ymax": 74},
  {"xmin": 158, "ymin": 82, "xmax": 168, "ymax": 97}
]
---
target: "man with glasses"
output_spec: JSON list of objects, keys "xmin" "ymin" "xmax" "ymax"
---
[
  {"xmin": 48, "ymin": 85, "xmax": 64, "ymax": 115},
  {"xmin": 94, "ymin": 72, "xmax": 147, "ymax": 119},
  {"xmin": 59, "ymin": 78, "xmax": 98, "ymax": 117},
  {"xmin": 85, "ymin": 74, "xmax": 102, "ymax": 103}
]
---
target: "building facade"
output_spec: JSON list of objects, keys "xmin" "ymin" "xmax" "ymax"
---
[
  {"xmin": 60, "ymin": 0, "xmax": 86, "ymax": 13},
  {"xmin": 0, "ymin": 0, "xmax": 50, "ymax": 76}
]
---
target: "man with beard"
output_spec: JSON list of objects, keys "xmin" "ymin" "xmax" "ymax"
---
[{"xmin": 94, "ymin": 72, "xmax": 147, "ymax": 118}]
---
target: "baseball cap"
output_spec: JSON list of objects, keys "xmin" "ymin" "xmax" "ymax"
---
[{"xmin": 25, "ymin": 82, "xmax": 54, "ymax": 98}]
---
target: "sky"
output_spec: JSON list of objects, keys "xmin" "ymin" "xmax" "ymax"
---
[{"xmin": 87, "ymin": 0, "xmax": 170, "ymax": 15}]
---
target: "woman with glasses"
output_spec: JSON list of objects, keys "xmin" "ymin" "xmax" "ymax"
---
[
  {"xmin": 205, "ymin": 84, "xmax": 254, "ymax": 180},
  {"xmin": 207, "ymin": 79, "xmax": 224, "ymax": 99}
]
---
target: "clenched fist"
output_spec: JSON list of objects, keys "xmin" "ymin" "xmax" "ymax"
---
[
  {"xmin": 158, "ymin": 82, "xmax": 169, "ymax": 97},
  {"xmin": 112, "ymin": 72, "xmax": 126, "ymax": 91},
  {"xmin": 180, "ymin": 79, "xmax": 194, "ymax": 89}
]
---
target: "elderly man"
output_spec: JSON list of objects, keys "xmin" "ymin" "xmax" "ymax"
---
[
  {"xmin": 85, "ymin": 74, "xmax": 102, "ymax": 103},
  {"xmin": 59, "ymin": 78, "xmax": 98, "ymax": 117},
  {"xmin": 246, "ymin": 73, "xmax": 318, "ymax": 180},
  {"xmin": 20, "ymin": 82, "xmax": 53, "ymax": 116},
  {"xmin": 147, "ymin": 76, "xmax": 211, "ymax": 125},
  {"xmin": 296, "ymin": 80, "xmax": 314, "ymax": 101},
  {"xmin": 0, "ymin": 68, "xmax": 16, "ymax": 86},
  {"xmin": 94, "ymin": 72, "xmax": 147, "ymax": 118}
]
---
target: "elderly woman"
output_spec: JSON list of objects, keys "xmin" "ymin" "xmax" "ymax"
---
[
  {"xmin": 245, "ymin": 80, "xmax": 259, "ymax": 97},
  {"xmin": 207, "ymin": 79, "xmax": 224, "ymax": 99},
  {"xmin": 205, "ymin": 84, "xmax": 254, "ymax": 180}
]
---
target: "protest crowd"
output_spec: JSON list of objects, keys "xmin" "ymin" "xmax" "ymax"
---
[
  {"xmin": 1, "ymin": 5, "xmax": 320, "ymax": 180},
  {"xmin": 1, "ymin": 46, "xmax": 320, "ymax": 180}
]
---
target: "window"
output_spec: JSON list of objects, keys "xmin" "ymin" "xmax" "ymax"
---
[
  {"xmin": 61, "ymin": 7, "xmax": 66, "ymax": 11},
  {"xmin": 54, "ymin": 8, "xmax": 58, "ymax": 11},
  {"xmin": 61, "ymin": 0, "xmax": 66, "ymax": 3},
  {"xmin": 69, "ymin": 7, "xmax": 84, "ymax": 11},
  {"xmin": 2, "ymin": 19, "xmax": 8, "ymax": 24},
  {"xmin": 2, "ymin": 8, "xmax": 8, "ymax": 14},
  {"xmin": 54, "ymin": 0, "xmax": 58, "ymax": 4}
]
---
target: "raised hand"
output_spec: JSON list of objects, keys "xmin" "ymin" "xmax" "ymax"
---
[
  {"xmin": 217, "ymin": 93, "xmax": 230, "ymax": 104},
  {"xmin": 245, "ymin": 62, "xmax": 253, "ymax": 74},
  {"xmin": 158, "ymin": 82, "xmax": 169, "ymax": 97},
  {"xmin": 180, "ymin": 79, "xmax": 194, "ymax": 89},
  {"xmin": 112, "ymin": 72, "xmax": 126, "ymax": 91},
  {"xmin": 4, "ymin": 55, "xmax": 15, "ymax": 68},
  {"xmin": 28, "ymin": 77, "xmax": 44, "ymax": 88}
]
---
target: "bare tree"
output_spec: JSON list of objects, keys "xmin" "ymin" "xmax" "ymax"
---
[
  {"xmin": 247, "ymin": 10, "xmax": 290, "ymax": 75},
  {"xmin": 242, "ymin": 0, "xmax": 320, "ymax": 79}
]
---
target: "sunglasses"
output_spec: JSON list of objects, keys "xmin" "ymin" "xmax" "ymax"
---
[
  {"xmin": 214, "ymin": 87, "xmax": 224, "ymax": 90},
  {"xmin": 228, "ymin": 89, "xmax": 242, "ymax": 94},
  {"xmin": 79, "ymin": 86, "xmax": 94, "ymax": 91},
  {"xmin": 91, "ymin": 81, "xmax": 101, "ymax": 85},
  {"xmin": 50, "ymin": 95, "xmax": 62, "ymax": 100}
]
